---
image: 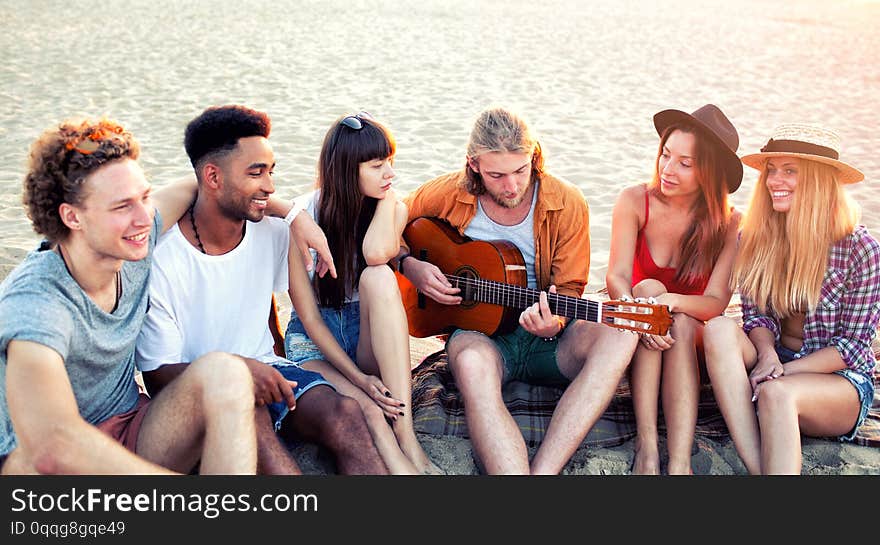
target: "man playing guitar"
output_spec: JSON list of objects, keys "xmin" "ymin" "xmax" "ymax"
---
[{"xmin": 396, "ymin": 107, "xmax": 640, "ymax": 475}]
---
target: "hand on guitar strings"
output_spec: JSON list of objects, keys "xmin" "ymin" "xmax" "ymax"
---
[
  {"xmin": 519, "ymin": 285, "xmax": 564, "ymax": 339},
  {"xmin": 406, "ymin": 258, "xmax": 462, "ymax": 305},
  {"xmin": 359, "ymin": 374, "xmax": 407, "ymax": 420}
]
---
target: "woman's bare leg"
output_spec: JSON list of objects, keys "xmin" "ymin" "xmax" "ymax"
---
[
  {"xmin": 757, "ymin": 373, "xmax": 860, "ymax": 474},
  {"xmin": 357, "ymin": 265, "xmax": 441, "ymax": 474},
  {"xmin": 660, "ymin": 315, "xmax": 701, "ymax": 475},
  {"xmin": 703, "ymin": 317, "xmax": 761, "ymax": 474},
  {"xmin": 630, "ymin": 345, "xmax": 662, "ymax": 474}
]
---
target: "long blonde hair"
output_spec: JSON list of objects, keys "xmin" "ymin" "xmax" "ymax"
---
[
  {"xmin": 733, "ymin": 158, "xmax": 859, "ymax": 315},
  {"xmin": 648, "ymin": 123, "xmax": 733, "ymax": 286}
]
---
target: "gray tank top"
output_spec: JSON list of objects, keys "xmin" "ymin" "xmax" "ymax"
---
[{"xmin": 464, "ymin": 183, "xmax": 538, "ymax": 288}]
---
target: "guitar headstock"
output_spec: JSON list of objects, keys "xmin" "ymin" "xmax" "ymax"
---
[{"xmin": 602, "ymin": 300, "xmax": 673, "ymax": 336}]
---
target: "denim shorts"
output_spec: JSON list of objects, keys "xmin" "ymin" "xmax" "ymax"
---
[
  {"xmin": 774, "ymin": 344, "xmax": 875, "ymax": 442},
  {"xmin": 265, "ymin": 359, "xmax": 335, "ymax": 431},
  {"xmin": 284, "ymin": 301, "xmax": 361, "ymax": 365},
  {"xmin": 449, "ymin": 324, "xmax": 570, "ymax": 387}
]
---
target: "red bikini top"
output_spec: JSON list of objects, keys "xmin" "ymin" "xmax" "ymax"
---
[{"xmin": 632, "ymin": 191, "xmax": 709, "ymax": 296}]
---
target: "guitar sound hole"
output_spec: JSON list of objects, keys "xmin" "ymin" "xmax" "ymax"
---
[{"xmin": 454, "ymin": 266, "xmax": 480, "ymax": 309}]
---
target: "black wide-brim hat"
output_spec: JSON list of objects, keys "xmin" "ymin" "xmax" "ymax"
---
[{"xmin": 653, "ymin": 104, "xmax": 743, "ymax": 193}]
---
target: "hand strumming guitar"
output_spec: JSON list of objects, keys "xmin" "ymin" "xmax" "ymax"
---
[{"xmin": 401, "ymin": 256, "xmax": 462, "ymax": 305}]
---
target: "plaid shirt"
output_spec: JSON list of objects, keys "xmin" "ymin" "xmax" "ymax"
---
[{"xmin": 742, "ymin": 224, "xmax": 880, "ymax": 377}]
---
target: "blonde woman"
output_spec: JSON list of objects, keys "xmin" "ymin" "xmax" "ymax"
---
[
  {"xmin": 704, "ymin": 124, "xmax": 879, "ymax": 475},
  {"xmin": 606, "ymin": 104, "xmax": 742, "ymax": 475}
]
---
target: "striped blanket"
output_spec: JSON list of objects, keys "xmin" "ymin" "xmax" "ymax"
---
[{"xmin": 410, "ymin": 304, "xmax": 880, "ymax": 449}]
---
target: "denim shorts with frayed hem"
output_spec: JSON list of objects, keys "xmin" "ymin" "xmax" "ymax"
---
[
  {"xmin": 284, "ymin": 301, "xmax": 361, "ymax": 365},
  {"xmin": 774, "ymin": 344, "xmax": 874, "ymax": 442},
  {"xmin": 265, "ymin": 359, "xmax": 335, "ymax": 432}
]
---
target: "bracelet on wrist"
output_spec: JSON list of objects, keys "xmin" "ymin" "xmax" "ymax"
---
[
  {"xmin": 397, "ymin": 253, "xmax": 412, "ymax": 274},
  {"xmin": 284, "ymin": 199, "xmax": 305, "ymax": 226},
  {"xmin": 542, "ymin": 316, "xmax": 566, "ymax": 342}
]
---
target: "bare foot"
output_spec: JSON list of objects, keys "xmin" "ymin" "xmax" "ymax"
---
[
  {"xmin": 632, "ymin": 440, "xmax": 660, "ymax": 475},
  {"xmin": 666, "ymin": 461, "xmax": 693, "ymax": 475},
  {"xmin": 397, "ymin": 432, "xmax": 442, "ymax": 475},
  {"xmin": 418, "ymin": 460, "xmax": 446, "ymax": 475}
]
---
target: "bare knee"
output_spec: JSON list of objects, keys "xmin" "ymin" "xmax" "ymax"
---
[
  {"xmin": 633, "ymin": 279, "xmax": 667, "ymax": 298},
  {"xmin": 358, "ymin": 265, "xmax": 400, "ymax": 301},
  {"xmin": 596, "ymin": 324, "xmax": 638, "ymax": 372},
  {"xmin": 703, "ymin": 317, "xmax": 739, "ymax": 355},
  {"xmin": 567, "ymin": 320, "xmax": 637, "ymax": 363},
  {"xmin": 446, "ymin": 333, "xmax": 500, "ymax": 393},
  {"xmin": 188, "ymin": 352, "xmax": 254, "ymax": 410},
  {"xmin": 756, "ymin": 379, "xmax": 793, "ymax": 415},
  {"xmin": 670, "ymin": 312, "xmax": 700, "ymax": 342}
]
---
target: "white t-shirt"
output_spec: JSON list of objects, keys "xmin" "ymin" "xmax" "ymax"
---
[{"xmin": 135, "ymin": 217, "xmax": 289, "ymax": 372}]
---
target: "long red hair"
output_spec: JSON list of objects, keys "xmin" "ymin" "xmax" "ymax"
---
[{"xmin": 648, "ymin": 122, "xmax": 733, "ymax": 286}]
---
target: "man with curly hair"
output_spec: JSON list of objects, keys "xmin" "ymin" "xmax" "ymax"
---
[{"xmin": 0, "ymin": 118, "xmax": 265, "ymax": 474}]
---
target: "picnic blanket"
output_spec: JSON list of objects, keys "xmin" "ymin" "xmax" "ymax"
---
[{"xmin": 411, "ymin": 301, "xmax": 880, "ymax": 449}]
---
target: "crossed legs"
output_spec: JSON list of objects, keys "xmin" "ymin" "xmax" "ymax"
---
[{"xmin": 300, "ymin": 265, "xmax": 437, "ymax": 475}]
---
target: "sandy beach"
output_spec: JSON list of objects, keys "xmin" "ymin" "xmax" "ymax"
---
[
  {"xmin": 283, "ymin": 334, "xmax": 880, "ymax": 475},
  {"xmin": 2, "ymin": 0, "xmax": 879, "ymax": 474}
]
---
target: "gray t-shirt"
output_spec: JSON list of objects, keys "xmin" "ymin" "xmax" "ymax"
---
[{"xmin": 0, "ymin": 212, "xmax": 162, "ymax": 456}]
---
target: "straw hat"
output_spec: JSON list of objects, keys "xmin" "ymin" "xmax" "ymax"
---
[
  {"xmin": 653, "ymin": 104, "xmax": 743, "ymax": 193},
  {"xmin": 741, "ymin": 123, "xmax": 864, "ymax": 184}
]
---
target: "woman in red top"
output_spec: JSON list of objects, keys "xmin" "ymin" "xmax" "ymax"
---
[{"xmin": 606, "ymin": 104, "xmax": 742, "ymax": 474}]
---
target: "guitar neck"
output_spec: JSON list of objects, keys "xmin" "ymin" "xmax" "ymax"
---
[{"xmin": 446, "ymin": 274, "xmax": 602, "ymax": 323}]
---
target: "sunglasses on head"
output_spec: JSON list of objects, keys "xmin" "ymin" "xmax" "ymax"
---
[{"xmin": 340, "ymin": 111, "xmax": 374, "ymax": 130}]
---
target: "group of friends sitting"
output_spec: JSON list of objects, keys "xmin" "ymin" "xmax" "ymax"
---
[{"xmin": 0, "ymin": 103, "xmax": 876, "ymax": 476}]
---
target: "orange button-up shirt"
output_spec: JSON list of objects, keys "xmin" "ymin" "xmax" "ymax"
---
[{"xmin": 402, "ymin": 170, "xmax": 590, "ymax": 300}]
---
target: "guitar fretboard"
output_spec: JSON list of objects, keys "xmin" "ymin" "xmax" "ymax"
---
[{"xmin": 447, "ymin": 274, "xmax": 603, "ymax": 323}]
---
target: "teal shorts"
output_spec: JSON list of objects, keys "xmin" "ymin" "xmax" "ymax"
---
[{"xmin": 448, "ymin": 324, "xmax": 570, "ymax": 387}]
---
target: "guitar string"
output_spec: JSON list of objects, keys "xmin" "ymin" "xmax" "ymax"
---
[
  {"xmin": 444, "ymin": 274, "xmax": 600, "ymax": 320},
  {"xmin": 445, "ymin": 274, "xmax": 660, "ymax": 315},
  {"xmin": 443, "ymin": 273, "xmax": 664, "ymax": 331}
]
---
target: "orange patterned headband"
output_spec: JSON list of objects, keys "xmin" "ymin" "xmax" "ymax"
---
[{"xmin": 64, "ymin": 122, "xmax": 125, "ymax": 155}]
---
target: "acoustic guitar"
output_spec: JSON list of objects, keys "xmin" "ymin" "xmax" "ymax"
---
[{"xmin": 396, "ymin": 217, "xmax": 673, "ymax": 338}]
